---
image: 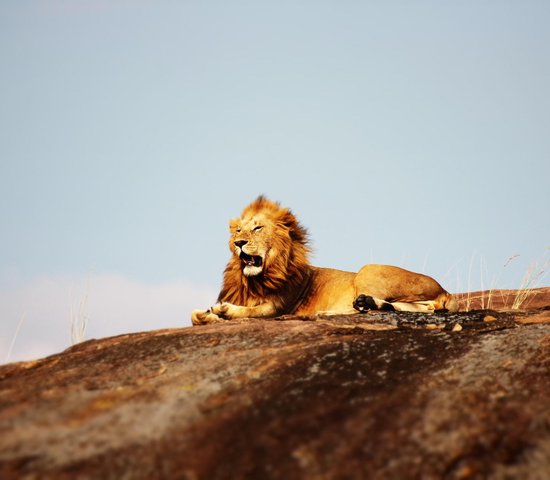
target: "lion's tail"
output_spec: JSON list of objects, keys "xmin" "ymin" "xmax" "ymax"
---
[{"xmin": 435, "ymin": 292, "xmax": 459, "ymax": 313}]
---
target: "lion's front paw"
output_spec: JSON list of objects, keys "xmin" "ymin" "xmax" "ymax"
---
[
  {"xmin": 210, "ymin": 302, "xmax": 234, "ymax": 319},
  {"xmin": 191, "ymin": 309, "xmax": 224, "ymax": 326}
]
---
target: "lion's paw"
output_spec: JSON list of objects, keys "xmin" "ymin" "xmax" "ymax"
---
[
  {"xmin": 353, "ymin": 294, "xmax": 378, "ymax": 312},
  {"xmin": 353, "ymin": 294, "xmax": 395, "ymax": 312},
  {"xmin": 211, "ymin": 302, "xmax": 238, "ymax": 319},
  {"xmin": 210, "ymin": 303, "xmax": 227, "ymax": 316},
  {"xmin": 191, "ymin": 309, "xmax": 224, "ymax": 326}
]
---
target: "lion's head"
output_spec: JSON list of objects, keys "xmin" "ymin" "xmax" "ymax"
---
[
  {"xmin": 229, "ymin": 196, "xmax": 309, "ymax": 278},
  {"xmin": 218, "ymin": 196, "xmax": 311, "ymax": 304}
]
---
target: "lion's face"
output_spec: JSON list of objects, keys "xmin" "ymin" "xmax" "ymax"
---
[{"xmin": 229, "ymin": 212, "xmax": 275, "ymax": 277}]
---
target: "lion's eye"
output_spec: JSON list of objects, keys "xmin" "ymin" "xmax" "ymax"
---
[
  {"xmin": 235, "ymin": 228, "xmax": 241, "ymax": 233},
  {"xmin": 253, "ymin": 226, "xmax": 263, "ymax": 232}
]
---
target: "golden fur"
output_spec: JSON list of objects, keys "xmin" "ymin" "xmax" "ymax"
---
[{"xmin": 191, "ymin": 197, "xmax": 457, "ymax": 325}]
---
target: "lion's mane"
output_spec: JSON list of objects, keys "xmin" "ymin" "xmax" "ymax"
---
[{"xmin": 217, "ymin": 196, "xmax": 312, "ymax": 314}]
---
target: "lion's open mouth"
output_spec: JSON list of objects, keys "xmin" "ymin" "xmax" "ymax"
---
[{"xmin": 240, "ymin": 252, "xmax": 263, "ymax": 268}]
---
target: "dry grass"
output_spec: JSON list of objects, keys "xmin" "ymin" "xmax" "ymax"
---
[
  {"xmin": 450, "ymin": 249, "xmax": 549, "ymax": 312},
  {"xmin": 70, "ymin": 280, "xmax": 90, "ymax": 345},
  {"xmin": 4, "ymin": 312, "xmax": 26, "ymax": 364},
  {"xmin": 464, "ymin": 253, "xmax": 500, "ymax": 311},
  {"xmin": 511, "ymin": 253, "xmax": 550, "ymax": 309}
]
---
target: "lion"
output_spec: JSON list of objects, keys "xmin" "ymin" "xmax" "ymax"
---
[{"xmin": 191, "ymin": 196, "xmax": 457, "ymax": 325}]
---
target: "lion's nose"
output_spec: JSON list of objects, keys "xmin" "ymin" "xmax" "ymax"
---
[{"xmin": 234, "ymin": 240, "xmax": 248, "ymax": 248}]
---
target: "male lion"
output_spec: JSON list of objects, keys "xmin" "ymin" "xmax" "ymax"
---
[{"xmin": 191, "ymin": 196, "xmax": 457, "ymax": 325}]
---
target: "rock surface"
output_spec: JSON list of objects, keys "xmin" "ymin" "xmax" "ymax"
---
[{"xmin": 1, "ymin": 288, "xmax": 550, "ymax": 479}]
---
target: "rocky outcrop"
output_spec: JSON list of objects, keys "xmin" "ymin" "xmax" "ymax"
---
[{"xmin": 1, "ymin": 288, "xmax": 550, "ymax": 479}]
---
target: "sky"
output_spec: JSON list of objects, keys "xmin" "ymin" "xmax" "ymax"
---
[{"xmin": 1, "ymin": 1, "xmax": 549, "ymax": 364}]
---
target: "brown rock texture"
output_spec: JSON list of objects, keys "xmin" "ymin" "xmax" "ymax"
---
[{"xmin": 1, "ymin": 288, "xmax": 550, "ymax": 479}]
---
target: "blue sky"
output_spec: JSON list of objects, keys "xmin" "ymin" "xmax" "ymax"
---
[{"xmin": 1, "ymin": 1, "xmax": 549, "ymax": 363}]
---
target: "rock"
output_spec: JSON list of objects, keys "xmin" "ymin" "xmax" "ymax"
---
[{"xmin": 1, "ymin": 291, "xmax": 550, "ymax": 479}]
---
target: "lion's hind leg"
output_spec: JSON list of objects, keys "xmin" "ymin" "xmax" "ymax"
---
[
  {"xmin": 353, "ymin": 265, "xmax": 458, "ymax": 313},
  {"xmin": 391, "ymin": 296, "xmax": 458, "ymax": 313},
  {"xmin": 353, "ymin": 294, "xmax": 434, "ymax": 313},
  {"xmin": 353, "ymin": 293, "xmax": 458, "ymax": 313}
]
